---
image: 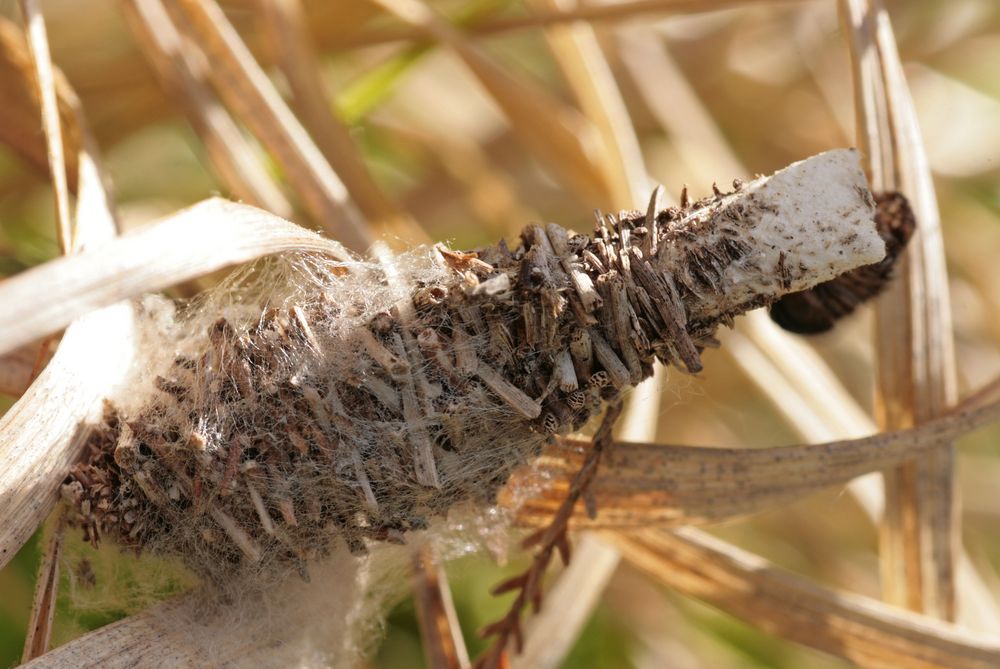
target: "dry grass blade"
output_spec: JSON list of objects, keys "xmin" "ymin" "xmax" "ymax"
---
[
  {"xmin": 370, "ymin": 0, "xmax": 614, "ymax": 206},
  {"xmin": 17, "ymin": 0, "xmax": 73, "ymax": 252},
  {"xmin": 0, "ymin": 344, "xmax": 43, "ymax": 397},
  {"xmin": 734, "ymin": 310, "xmax": 876, "ymax": 438},
  {"xmin": 164, "ymin": 0, "xmax": 374, "ymax": 250},
  {"xmin": 530, "ymin": 0, "xmax": 648, "ymax": 207},
  {"xmin": 957, "ymin": 375, "xmax": 1000, "ymax": 413},
  {"xmin": 719, "ymin": 324, "xmax": 871, "ymax": 444},
  {"xmin": 615, "ymin": 527, "xmax": 1000, "ymax": 669},
  {"xmin": 119, "ymin": 0, "xmax": 293, "ymax": 218},
  {"xmin": 339, "ymin": 0, "xmax": 795, "ymax": 49},
  {"xmin": 618, "ymin": 31, "xmax": 745, "ymax": 178},
  {"xmin": 412, "ymin": 545, "xmax": 470, "ymax": 669},
  {"xmin": 511, "ymin": 400, "xmax": 1000, "ymax": 529},
  {"xmin": 840, "ymin": 0, "xmax": 960, "ymax": 619},
  {"xmin": 254, "ymin": 0, "xmax": 427, "ymax": 244},
  {"xmin": 0, "ymin": 198, "xmax": 348, "ymax": 356},
  {"xmin": 21, "ymin": 519, "xmax": 63, "ymax": 662},
  {"xmin": 875, "ymin": 1, "xmax": 960, "ymax": 619},
  {"xmin": 0, "ymin": 20, "xmax": 79, "ymax": 189},
  {"xmin": 0, "ymin": 274, "xmax": 134, "ymax": 590},
  {"xmin": 0, "ymin": 72, "xmax": 129, "ymax": 571}
]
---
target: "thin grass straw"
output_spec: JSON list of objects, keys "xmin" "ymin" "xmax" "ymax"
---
[
  {"xmin": 840, "ymin": 0, "xmax": 961, "ymax": 620},
  {"xmin": 164, "ymin": 0, "xmax": 374, "ymax": 250},
  {"xmin": 120, "ymin": 0, "xmax": 294, "ymax": 219},
  {"xmin": 956, "ymin": 375, "xmax": 1000, "ymax": 413},
  {"xmin": 0, "ymin": 20, "xmax": 79, "ymax": 191},
  {"xmin": 370, "ymin": 0, "xmax": 615, "ymax": 207},
  {"xmin": 17, "ymin": 0, "xmax": 73, "ymax": 253},
  {"xmin": 529, "ymin": 0, "xmax": 649, "ymax": 207},
  {"xmin": 254, "ymin": 0, "xmax": 427, "ymax": 245},
  {"xmin": 21, "ymin": 518, "xmax": 64, "ymax": 661},
  {"xmin": 334, "ymin": 0, "xmax": 801, "ymax": 49}
]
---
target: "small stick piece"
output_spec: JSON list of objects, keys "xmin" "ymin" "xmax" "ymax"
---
[
  {"xmin": 642, "ymin": 185, "xmax": 663, "ymax": 257},
  {"xmin": 245, "ymin": 479, "xmax": 275, "ymax": 536},
  {"xmin": 475, "ymin": 361, "xmax": 542, "ymax": 420},
  {"xmin": 551, "ymin": 350, "xmax": 578, "ymax": 393},
  {"xmin": 587, "ymin": 330, "xmax": 631, "ymax": 388},
  {"xmin": 209, "ymin": 505, "xmax": 263, "ymax": 563}
]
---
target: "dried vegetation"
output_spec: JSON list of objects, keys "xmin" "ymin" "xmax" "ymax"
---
[{"xmin": 1, "ymin": 1, "xmax": 1000, "ymax": 668}]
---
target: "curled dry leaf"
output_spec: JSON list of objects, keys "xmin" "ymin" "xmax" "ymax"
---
[{"xmin": 0, "ymin": 198, "xmax": 350, "ymax": 356}]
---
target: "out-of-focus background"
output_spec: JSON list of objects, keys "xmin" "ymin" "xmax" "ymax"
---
[{"xmin": 1, "ymin": 0, "xmax": 999, "ymax": 667}]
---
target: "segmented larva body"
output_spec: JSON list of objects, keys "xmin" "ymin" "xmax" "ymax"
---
[{"xmin": 61, "ymin": 150, "xmax": 885, "ymax": 585}]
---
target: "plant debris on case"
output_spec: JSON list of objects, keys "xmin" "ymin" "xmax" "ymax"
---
[
  {"xmin": 3, "ymin": 0, "xmax": 999, "ymax": 667},
  {"xmin": 61, "ymin": 151, "xmax": 883, "ymax": 603}
]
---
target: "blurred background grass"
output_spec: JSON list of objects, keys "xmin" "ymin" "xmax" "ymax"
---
[{"xmin": 1, "ymin": 0, "xmax": 999, "ymax": 667}]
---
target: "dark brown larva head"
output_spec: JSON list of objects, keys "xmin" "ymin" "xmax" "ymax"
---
[{"xmin": 768, "ymin": 191, "xmax": 917, "ymax": 334}]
